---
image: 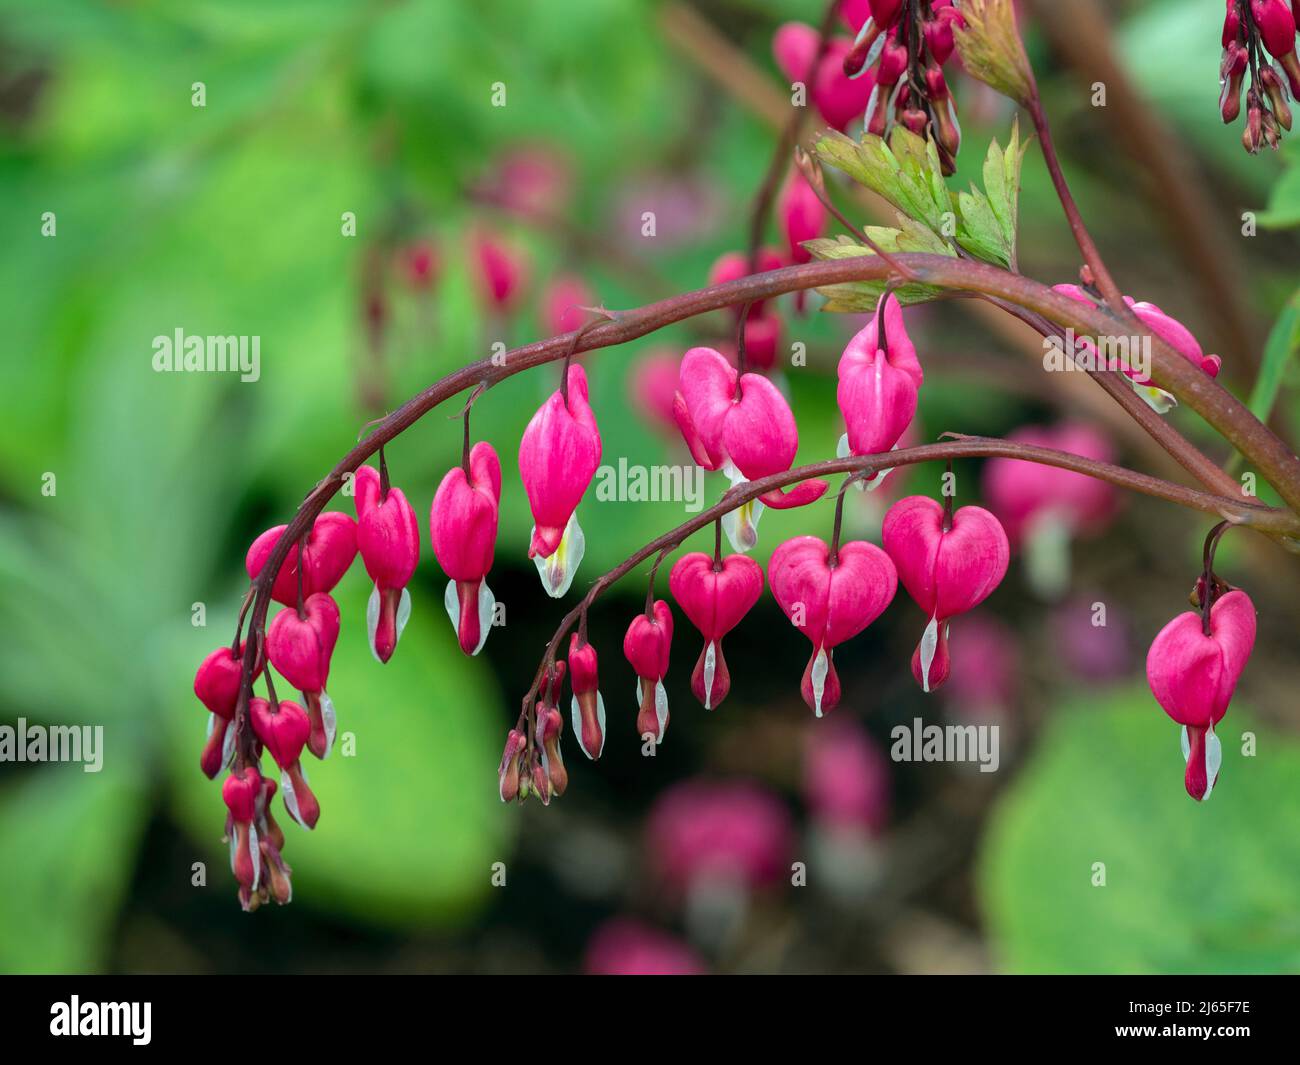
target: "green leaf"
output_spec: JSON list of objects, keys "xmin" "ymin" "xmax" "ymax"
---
[
  {"xmin": 0, "ymin": 767, "xmax": 147, "ymax": 973},
  {"xmin": 168, "ymin": 578, "xmax": 514, "ymax": 924},
  {"xmin": 804, "ymin": 229, "xmax": 953, "ymax": 312},
  {"xmin": 814, "ymin": 129, "xmax": 952, "ymax": 237},
  {"xmin": 1247, "ymin": 291, "xmax": 1300, "ymax": 423},
  {"xmin": 980, "ymin": 686, "xmax": 1300, "ymax": 973}
]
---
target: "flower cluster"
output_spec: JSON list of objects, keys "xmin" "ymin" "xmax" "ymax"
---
[
  {"xmin": 775, "ymin": 1, "xmax": 967, "ymax": 173},
  {"xmin": 1221, "ymin": 0, "xmax": 1300, "ymax": 152}
]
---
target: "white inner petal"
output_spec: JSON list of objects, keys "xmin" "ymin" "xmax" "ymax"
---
[
  {"xmin": 394, "ymin": 586, "xmax": 412, "ymax": 645},
  {"xmin": 811, "ymin": 647, "xmax": 830, "ymax": 718},
  {"xmin": 281, "ymin": 768, "xmax": 304, "ymax": 829},
  {"xmin": 366, "ymin": 584, "xmax": 382, "ymax": 662},
  {"xmin": 1180, "ymin": 725, "xmax": 1191, "ymax": 763},
  {"xmin": 221, "ymin": 715, "xmax": 236, "ymax": 770},
  {"xmin": 1203, "ymin": 728, "xmax": 1223, "ymax": 802},
  {"xmin": 533, "ymin": 514, "xmax": 585, "ymax": 598},
  {"xmin": 703, "ymin": 641, "xmax": 717, "ymax": 710},
  {"xmin": 319, "ymin": 689, "xmax": 337, "ymax": 759},
  {"xmin": 919, "ymin": 615, "xmax": 940, "ymax": 694},
  {"xmin": 1128, "ymin": 376, "xmax": 1178, "ymax": 414},
  {"xmin": 248, "ymin": 823, "xmax": 261, "ymax": 890},
  {"xmin": 654, "ymin": 679, "xmax": 669, "ymax": 740}
]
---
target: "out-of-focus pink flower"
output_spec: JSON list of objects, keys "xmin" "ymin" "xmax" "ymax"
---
[
  {"xmin": 943, "ymin": 615, "xmax": 1019, "ymax": 714},
  {"xmin": 773, "ymin": 23, "xmax": 875, "ymax": 132},
  {"xmin": 470, "ymin": 227, "xmax": 530, "ymax": 315},
  {"xmin": 982, "ymin": 423, "xmax": 1119, "ymax": 547},
  {"xmin": 804, "ymin": 719, "xmax": 890, "ymax": 836},
  {"xmin": 779, "ymin": 167, "xmax": 826, "ymax": 266},
  {"xmin": 1050, "ymin": 596, "xmax": 1133, "ymax": 684},
  {"xmin": 541, "ymin": 273, "xmax": 595, "ymax": 337},
  {"xmin": 485, "ymin": 145, "xmax": 573, "ymax": 216},
  {"xmin": 584, "ymin": 918, "xmax": 707, "ymax": 975},
  {"xmin": 397, "ymin": 239, "xmax": 439, "ymax": 291},
  {"xmin": 646, "ymin": 780, "xmax": 794, "ymax": 895},
  {"xmin": 628, "ymin": 349, "xmax": 681, "ymax": 435}
]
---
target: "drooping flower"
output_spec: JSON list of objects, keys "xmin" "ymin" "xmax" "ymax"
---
[
  {"xmin": 769, "ymin": 536, "xmax": 897, "ymax": 716},
  {"xmin": 882, "ymin": 495, "xmax": 1010, "ymax": 692},
  {"xmin": 668, "ymin": 551, "xmax": 764, "ymax": 710},
  {"xmin": 836, "ymin": 293, "xmax": 924, "ymax": 477},
  {"xmin": 249, "ymin": 696, "xmax": 319, "ymax": 829},
  {"xmin": 519, "ymin": 363, "xmax": 602, "ymax": 597},
  {"xmin": 624, "ymin": 599, "xmax": 674, "ymax": 744},
  {"xmin": 568, "ymin": 633, "xmax": 606, "ymax": 760},
  {"xmin": 673, "ymin": 347, "xmax": 828, "ymax": 551},
  {"xmin": 223, "ymin": 765, "xmax": 263, "ymax": 894},
  {"xmin": 245, "ymin": 512, "xmax": 357, "ymax": 608},
  {"xmin": 265, "ymin": 592, "xmax": 341, "ymax": 760},
  {"xmin": 1147, "ymin": 589, "xmax": 1256, "ymax": 801},
  {"xmin": 431, "ymin": 440, "xmax": 501, "ymax": 656},
  {"xmin": 354, "ymin": 464, "xmax": 420, "ymax": 664},
  {"xmin": 1054, "ymin": 284, "xmax": 1221, "ymax": 412},
  {"xmin": 194, "ymin": 643, "xmax": 262, "ymax": 779},
  {"xmin": 982, "ymin": 422, "xmax": 1118, "ymax": 598}
]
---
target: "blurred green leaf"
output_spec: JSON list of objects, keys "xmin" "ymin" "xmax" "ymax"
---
[
  {"xmin": 1247, "ymin": 291, "xmax": 1300, "ymax": 422},
  {"xmin": 0, "ymin": 767, "xmax": 146, "ymax": 974},
  {"xmin": 980, "ymin": 687, "xmax": 1300, "ymax": 973}
]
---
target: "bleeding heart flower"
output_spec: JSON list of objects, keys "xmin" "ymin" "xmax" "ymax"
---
[
  {"xmin": 223, "ymin": 765, "xmax": 263, "ymax": 891},
  {"xmin": 1053, "ymin": 284, "xmax": 1221, "ymax": 412},
  {"xmin": 541, "ymin": 273, "xmax": 595, "ymax": 336},
  {"xmin": 194, "ymin": 643, "xmax": 262, "ymax": 779},
  {"xmin": 882, "ymin": 495, "xmax": 1011, "ymax": 692},
  {"xmin": 568, "ymin": 634, "xmax": 606, "ymax": 760},
  {"xmin": 266, "ymin": 592, "xmax": 341, "ymax": 760},
  {"xmin": 519, "ymin": 363, "xmax": 602, "ymax": 596},
  {"xmin": 584, "ymin": 919, "xmax": 707, "ymax": 976},
  {"xmin": 431, "ymin": 440, "xmax": 501, "ymax": 656},
  {"xmin": 673, "ymin": 347, "xmax": 827, "ymax": 551},
  {"xmin": 246, "ymin": 512, "xmax": 357, "ymax": 608},
  {"xmin": 837, "ymin": 292, "xmax": 924, "ymax": 465},
  {"xmin": 249, "ymin": 697, "xmax": 319, "ymax": 829},
  {"xmin": 536, "ymin": 704, "xmax": 567, "ymax": 800},
  {"xmin": 354, "ymin": 464, "xmax": 420, "ymax": 664},
  {"xmin": 1147, "ymin": 589, "xmax": 1256, "ymax": 802},
  {"xmin": 624, "ymin": 600, "xmax": 674, "ymax": 744},
  {"xmin": 668, "ymin": 551, "xmax": 764, "ymax": 710},
  {"xmin": 769, "ymin": 536, "xmax": 898, "ymax": 716}
]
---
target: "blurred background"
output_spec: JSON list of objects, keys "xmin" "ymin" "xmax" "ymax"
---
[{"xmin": 1, "ymin": 0, "xmax": 1299, "ymax": 975}]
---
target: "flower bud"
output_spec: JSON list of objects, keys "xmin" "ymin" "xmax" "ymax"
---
[
  {"xmin": 498, "ymin": 729, "xmax": 527, "ymax": 803},
  {"xmin": 624, "ymin": 600, "xmax": 674, "ymax": 744},
  {"xmin": 568, "ymin": 634, "xmax": 607, "ymax": 760},
  {"xmin": 223, "ymin": 765, "xmax": 263, "ymax": 891}
]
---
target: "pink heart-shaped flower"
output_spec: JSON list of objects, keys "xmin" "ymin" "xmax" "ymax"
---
[
  {"xmin": 265, "ymin": 592, "xmax": 340, "ymax": 694},
  {"xmin": 669, "ymin": 552, "xmax": 765, "ymax": 709},
  {"xmin": 246, "ymin": 511, "xmax": 357, "ymax": 607}
]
